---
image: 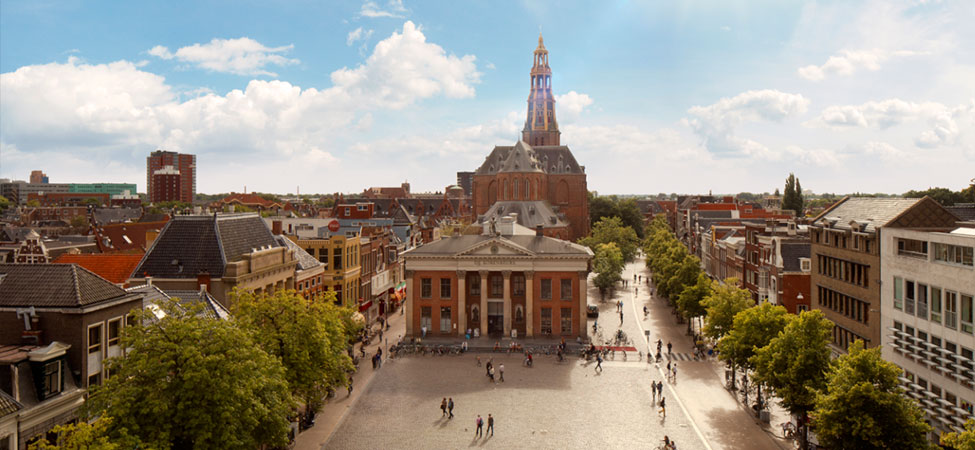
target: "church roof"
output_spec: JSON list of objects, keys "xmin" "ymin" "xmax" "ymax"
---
[
  {"xmin": 475, "ymin": 141, "xmax": 583, "ymax": 175},
  {"xmin": 477, "ymin": 201, "xmax": 567, "ymax": 229}
]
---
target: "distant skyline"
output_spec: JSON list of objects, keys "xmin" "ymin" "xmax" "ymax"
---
[{"xmin": 2, "ymin": 1, "xmax": 973, "ymax": 196}]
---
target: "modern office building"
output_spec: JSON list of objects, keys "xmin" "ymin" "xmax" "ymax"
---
[{"xmin": 146, "ymin": 150, "xmax": 195, "ymax": 204}]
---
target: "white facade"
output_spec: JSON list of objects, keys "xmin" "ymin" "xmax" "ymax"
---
[{"xmin": 881, "ymin": 226, "xmax": 975, "ymax": 437}]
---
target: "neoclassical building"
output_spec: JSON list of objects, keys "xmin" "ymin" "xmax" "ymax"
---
[
  {"xmin": 472, "ymin": 35, "xmax": 590, "ymax": 242},
  {"xmin": 403, "ymin": 217, "xmax": 592, "ymax": 338}
]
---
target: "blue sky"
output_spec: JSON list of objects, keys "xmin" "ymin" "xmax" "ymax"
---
[{"xmin": 2, "ymin": 0, "xmax": 973, "ymax": 195}]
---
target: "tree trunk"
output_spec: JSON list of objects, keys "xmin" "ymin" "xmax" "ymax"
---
[{"xmin": 799, "ymin": 413, "xmax": 809, "ymax": 450}]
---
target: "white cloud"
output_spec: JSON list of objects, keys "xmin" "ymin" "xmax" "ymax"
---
[
  {"xmin": 0, "ymin": 22, "xmax": 481, "ymax": 192},
  {"xmin": 862, "ymin": 141, "xmax": 908, "ymax": 162},
  {"xmin": 148, "ymin": 37, "xmax": 299, "ymax": 76},
  {"xmin": 797, "ymin": 49, "xmax": 917, "ymax": 81},
  {"xmin": 684, "ymin": 89, "xmax": 810, "ymax": 157},
  {"xmin": 783, "ymin": 145, "xmax": 844, "ymax": 167},
  {"xmin": 347, "ymin": 27, "xmax": 374, "ymax": 46},
  {"xmin": 360, "ymin": 0, "xmax": 407, "ymax": 18},
  {"xmin": 555, "ymin": 91, "xmax": 593, "ymax": 122},
  {"xmin": 812, "ymin": 99, "xmax": 974, "ymax": 148}
]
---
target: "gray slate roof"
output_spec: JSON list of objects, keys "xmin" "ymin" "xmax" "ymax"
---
[
  {"xmin": 475, "ymin": 142, "xmax": 583, "ymax": 175},
  {"xmin": 478, "ymin": 201, "xmax": 567, "ymax": 229},
  {"xmin": 127, "ymin": 284, "xmax": 230, "ymax": 320},
  {"xmin": 814, "ymin": 197, "xmax": 921, "ymax": 232},
  {"xmin": 405, "ymin": 234, "xmax": 592, "ymax": 257},
  {"xmin": 947, "ymin": 204, "xmax": 975, "ymax": 222},
  {"xmin": 277, "ymin": 235, "xmax": 322, "ymax": 271},
  {"xmin": 133, "ymin": 213, "xmax": 280, "ymax": 279},
  {"xmin": 0, "ymin": 263, "xmax": 131, "ymax": 307},
  {"xmin": 93, "ymin": 207, "xmax": 142, "ymax": 225},
  {"xmin": 0, "ymin": 390, "xmax": 22, "ymax": 417},
  {"xmin": 781, "ymin": 242, "xmax": 811, "ymax": 272}
]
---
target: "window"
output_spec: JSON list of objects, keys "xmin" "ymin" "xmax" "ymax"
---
[
  {"xmin": 88, "ymin": 373, "xmax": 101, "ymax": 387},
  {"xmin": 470, "ymin": 274, "xmax": 481, "ymax": 296},
  {"xmin": 490, "ymin": 275, "xmax": 503, "ymax": 298},
  {"xmin": 933, "ymin": 243, "xmax": 975, "ymax": 267},
  {"xmin": 420, "ymin": 307, "xmax": 432, "ymax": 331},
  {"xmin": 513, "ymin": 275, "xmax": 525, "ymax": 296},
  {"xmin": 40, "ymin": 359, "xmax": 63, "ymax": 399},
  {"xmin": 540, "ymin": 308, "xmax": 552, "ymax": 334},
  {"xmin": 333, "ymin": 251, "xmax": 342, "ymax": 270},
  {"xmin": 893, "ymin": 277, "xmax": 903, "ymax": 310},
  {"xmin": 315, "ymin": 248, "xmax": 327, "ymax": 264},
  {"xmin": 515, "ymin": 305, "xmax": 524, "ymax": 323},
  {"xmin": 946, "ymin": 291, "xmax": 958, "ymax": 329},
  {"xmin": 560, "ymin": 308, "xmax": 573, "ymax": 335},
  {"xmin": 897, "ymin": 238, "xmax": 928, "ymax": 258},
  {"xmin": 108, "ymin": 319, "xmax": 121, "ymax": 347},
  {"xmin": 962, "ymin": 294, "xmax": 974, "ymax": 334},
  {"xmin": 440, "ymin": 307, "xmax": 451, "ymax": 333},
  {"xmin": 88, "ymin": 324, "xmax": 103, "ymax": 355},
  {"xmin": 420, "ymin": 278, "xmax": 432, "ymax": 298},
  {"xmin": 560, "ymin": 279, "xmax": 572, "ymax": 300},
  {"xmin": 440, "ymin": 278, "xmax": 451, "ymax": 299},
  {"xmin": 931, "ymin": 287, "xmax": 943, "ymax": 323},
  {"xmin": 905, "ymin": 280, "xmax": 916, "ymax": 315},
  {"xmin": 357, "ymin": 204, "xmax": 367, "ymax": 211},
  {"xmin": 541, "ymin": 279, "xmax": 552, "ymax": 300},
  {"xmin": 917, "ymin": 284, "xmax": 928, "ymax": 320}
]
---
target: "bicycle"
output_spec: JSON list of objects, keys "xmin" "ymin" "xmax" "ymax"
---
[{"xmin": 780, "ymin": 421, "xmax": 797, "ymax": 440}]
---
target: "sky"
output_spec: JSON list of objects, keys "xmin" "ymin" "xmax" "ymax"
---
[{"xmin": 1, "ymin": 0, "xmax": 973, "ymax": 196}]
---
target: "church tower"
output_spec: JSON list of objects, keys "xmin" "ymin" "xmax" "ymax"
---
[{"xmin": 522, "ymin": 34, "xmax": 560, "ymax": 146}]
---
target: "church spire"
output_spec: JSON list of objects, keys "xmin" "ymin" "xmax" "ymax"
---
[{"xmin": 522, "ymin": 34, "xmax": 560, "ymax": 146}]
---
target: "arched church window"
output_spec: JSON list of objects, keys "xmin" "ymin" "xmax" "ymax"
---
[
  {"xmin": 513, "ymin": 178, "xmax": 519, "ymax": 199},
  {"xmin": 525, "ymin": 179, "xmax": 531, "ymax": 200},
  {"xmin": 503, "ymin": 180, "xmax": 509, "ymax": 200}
]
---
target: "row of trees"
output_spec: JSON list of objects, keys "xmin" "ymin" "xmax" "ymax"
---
[
  {"xmin": 33, "ymin": 289, "xmax": 360, "ymax": 449},
  {"xmin": 642, "ymin": 215, "xmax": 970, "ymax": 449},
  {"xmin": 582, "ymin": 216, "xmax": 641, "ymax": 296},
  {"xmin": 587, "ymin": 193, "xmax": 646, "ymax": 239}
]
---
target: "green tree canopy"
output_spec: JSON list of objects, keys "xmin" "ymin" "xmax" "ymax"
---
[
  {"xmin": 904, "ymin": 186, "xmax": 975, "ymax": 207},
  {"xmin": 587, "ymin": 193, "xmax": 645, "ymax": 238},
  {"xmin": 783, "ymin": 173, "xmax": 804, "ymax": 217},
  {"xmin": 720, "ymin": 301, "xmax": 792, "ymax": 372},
  {"xmin": 0, "ymin": 195, "xmax": 12, "ymax": 211},
  {"xmin": 28, "ymin": 417, "xmax": 139, "ymax": 450},
  {"xmin": 813, "ymin": 340, "xmax": 932, "ymax": 450},
  {"xmin": 752, "ymin": 310, "xmax": 833, "ymax": 450},
  {"xmin": 592, "ymin": 242, "xmax": 625, "ymax": 293},
  {"xmin": 677, "ymin": 272, "xmax": 712, "ymax": 324},
  {"xmin": 579, "ymin": 216, "xmax": 640, "ymax": 262},
  {"xmin": 941, "ymin": 419, "xmax": 975, "ymax": 450},
  {"xmin": 701, "ymin": 279, "xmax": 752, "ymax": 340},
  {"xmin": 84, "ymin": 299, "xmax": 294, "ymax": 449},
  {"xmin": 231, "ymin": 289, "xmax": 356, "ymax": 413}
]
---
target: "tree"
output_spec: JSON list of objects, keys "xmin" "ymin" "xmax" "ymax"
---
[
  {"xmin": 813, "ymin": 340, "xmax": 932, "ymax": 450},
  {"xmin": 904, "ymin": 186, "xmax": 973, "ymax": 207},
  {"xmin": 752, "ymin": 310, "xmax": 833, "ymax": 450},
  {"xmin": 69, "ymin": 215, "xmax": 88, "ymax": 232},
  {"xmin": 83, "ymin": 197, "xmax": 102, "ymax": 206},
  {"xmin": 718, "ymin": 302, "xmax": 792, "ymax": 392},
  {"xmin": 28, "ymin": 417, "xmax": 140, "ymax": 450},
  {"xmin": 677, "ymin": 272, "xmax": 712, "ymax": 334},
  {"xmin": 592, "ymin": 242, "xmax": 624, "ymax": 296},
  {"xmin": 579, "ymin": 216, "xmax": 640, "ymax": 262},
  {"xmin": 773, "ymin": 188, "xmax": 780, "ymax": 197},
  {"xmin": 231, "ymin": 289, "xmax": 357, "ymax": 418},
  {"xmin": 701, "ymin": 279, "xmax": 752, "ymax": 340},
  {"xmin": 587, "ymin": 193, "xmax": 645, "ymax": 239},
  {"xmin": 0, "ymin": 195, "xmax": 10, "ymax": 211},
  {"xmin": 783, "ymin": 173, "xmax": 804, "ymax": 217},
  {"xmin": 941, "ymin": 419, "xmax": 975, "ymax": 450},
  {"xmin": 27, "ymin": 199, "xmax": 40, "ymax": 207},
  {"xmin": 84, "ymin": 299, "xmax": 294, "ymax": 449},
  {"xmin": 665, "ymin": 255, "xmax": 701, "ymax": 311}
]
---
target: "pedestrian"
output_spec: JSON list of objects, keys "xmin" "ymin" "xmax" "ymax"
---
[
  {"xmin": 672, "ymin": 364, "xmax": 678, "ymax": 383},
  {"xmin": 441, "ymin": 398, "xmax": 448, "ymax": 417},
  {"xmin": 379, "ymin": 327, "xmax": 383, "ymax": 342},
  {"xmin": 487, "ymin": 414, "xmax": 494, "ymax": 436},
  {"xmin": 347, "ymin": 377, "xmax": 354, "ymax": 396},
  {"xmin": 657, "ymin": 339, "xmax": 662, "ymax": 353},
  {"xmin": 667, "ymin": 361, "xmax": 671, "ymax": 372},
  {"xmin": 595, "ymin": 354, "xmax": 603, "ymax": 372},
  {"xmin": 422, "ymin": 325, "xmax": 427, "ymax": 338},
  {"xmin": 659, "ymin": 396, "xmax": 667, "ymax": 417},
  {"xmin": 667, "ymin": 341, "xmax": 673, "ymax": 354},
  {"xmin": 499, "ymin": 363, "xmax": 505, "ymax": 382},
  {"xmin": 651, "ymin": 381, "xmax": 657, "ymax": 401},
  {"xmin": 486, "ymin": 360, "xmax": 492, "ymax": 377},
  {"xmin": 475, "ymin": 415, "xmax": 483, "ymax": 438},
  {"xmin": 448, "ymin": 397, "xmax": 454, "ymax": 419},
  {"xmin": 616, "ymin": 300, "xmax": 621, "ymax": 312},
  {"xmin": 634, "ymin": 273, "xmax": 637, "ymax": 282},
  {"xmin": 477, "ymin": 355, "xmax": 482, "ymax": 367},
  {"xmin": 489, "ymin": 365, "xmax": 495, "ymax": 382},
  {"xmin": 372, "ymin": 353, "xmax": 377, "ymax": 369},
  {"xmin": 620, "ymin": 310, "xmax": 624, "ymax": 325}
]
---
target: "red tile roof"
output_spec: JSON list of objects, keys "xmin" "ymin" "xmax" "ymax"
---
[
  {"xmin": 95, "ymin": 220, "xmax": 169, "ymax": 253},
  {"xmin": 220, "ymin": 193, "xmax": 282, "ymax": 208},
  {"xmin": 52, "ymin": 253, "xmax": 145, "ymax": 285}
]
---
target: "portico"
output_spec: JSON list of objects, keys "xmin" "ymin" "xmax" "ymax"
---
[{"xmin": 403, "ymin": 221, "xmax": 592, "ymax": 339}]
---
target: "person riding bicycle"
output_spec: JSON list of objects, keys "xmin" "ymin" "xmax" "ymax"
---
[
  {"xmin": 525, "ymin": 352, "xmax": 533, "ymax": 367},
  {"xmin": 662, "ymin": 436, "xmax": 674, "ymax": 450},
  {"xmin": 643, "ymin": 305, "xmax": 649, "ymax": 316}
]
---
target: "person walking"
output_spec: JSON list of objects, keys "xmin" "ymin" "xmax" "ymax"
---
[
  {"xmin": 489, "ymin": 365, "xmax": 495, "ymax": 382},
  {"xmin": 347, "ymin": 377, "xmax": 354, "ymax": 396},
  {"xmin": 659, "ymin": 396, "xmax": 667, "ymax": 418},
  {"xmin": 667, "ymin": 360, "xmax": 671, "ymax": 373},
  {"xmin": 487, "ymin": 414, "xmax": 494, "ymax": 437},
  {"xmin": 499, "ymin": 363, "xmax": 505, "ymax": 382},
  {"xmin": 477, "ymin": 355, "xmax": 482, "ymax": 367},
  {"xmin": 441, "ymin": 398, "xmax": 447, "ymax": 417},
  {"xmin": 486, "ymin": 360, "xmax": 492, "ymax": 377},
  {"xmin": 672, "ymin": 364, "xmax": 678, "ymax": 383},
  {"xmin": 620, "ymin": 310, "xmax": 624, "ymax": 325},
  {"xmin": 657, "ymin": 339, "xmax": 662, "ymax": 353},
  {"xmin": 448, "ymin": 397, "xmax": 454, "ymax": 419},
  {"xmin": 651, "ymin": 380, "xmax": 657, "ymax": 401},
  {"xmin": 475, "ymin": 415, "xmax": 483, "ymax": 438},
  {"xmin": 595, "ymin": 354, "xmax": 603, "ymax": 372},
  {"xmin": 667, "ymin": 341, "xmax": 673, "ymax": 355}
]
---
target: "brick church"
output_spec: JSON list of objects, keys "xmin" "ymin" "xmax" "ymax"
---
[{"xmin": 472, "ymin": 35, "xmax": 590, "ymax": 242}]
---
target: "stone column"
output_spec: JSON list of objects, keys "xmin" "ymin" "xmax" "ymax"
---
[
  {"xmin": 479, "ymin": 270, "xmax": 489, "ymax": 336},
  {"xmin": 457, "ymin": 270, "xmax": 467, "ymax": 336},
  {"xmin": 502, "ymin": 270, "xmax": 512, "ymax": 337},
  {"xmin": 405, "ymin": 270, "xmax": 415, "ymax": 336},
  {"xmin": 525, "ymin": 271, "xmax": 534, "ymax": 337},
  {"xmin": 578, "ymin": 271, "xmax": 589, "ymax": 338}
]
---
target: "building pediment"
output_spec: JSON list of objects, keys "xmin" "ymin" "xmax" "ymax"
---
[{"xmin": 456, "ymin": 238, "xmax": 534, "ymax": 258}]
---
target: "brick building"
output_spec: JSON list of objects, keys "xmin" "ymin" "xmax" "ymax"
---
[
  {"xmin": 149, "ymin": 165, "xmax": 181, "ymax": 204},
  {"xmin": 146, "ymin": 150, "xmax": 195, "ymax": 204},
  {"xmin": 471, "ymin": 35, "xmax": 590, "ymax": 241},
  {"xmin": 403, "ymin": 216, "xmax": 592, "ymax": 338}
]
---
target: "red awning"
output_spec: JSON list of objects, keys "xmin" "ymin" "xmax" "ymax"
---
[{"xmin": 358, "ymin": 300, "xmax": 373, "ymax": 312}]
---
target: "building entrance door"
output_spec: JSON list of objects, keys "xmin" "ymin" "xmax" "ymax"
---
[{"xmin": 487, "ymin": 301, "xmax": 504, "ymax": 335}]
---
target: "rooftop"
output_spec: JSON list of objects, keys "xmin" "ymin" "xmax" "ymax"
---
[{"xmin": 0, "ymin": 263, "xmax": 134, "ymax": 308}]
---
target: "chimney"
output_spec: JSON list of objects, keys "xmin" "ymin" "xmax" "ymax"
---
[
  {"xmin": 197, "ymin": 269, "xmax": 211, "ymax": 292},
  {"xmin": 272, "ymin": 220, "xmax": 283, "ymax": 235},
  {"xmin": 146, "ymin": 276, "xmax": 153, "ymax": 286},
  {"xmin": 200, "ymin": 283, "xmax": 208, "ymax": 294},
  {"xmin": 536, "ymin": 225, "xmax": 544, "ymax": 236}
]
